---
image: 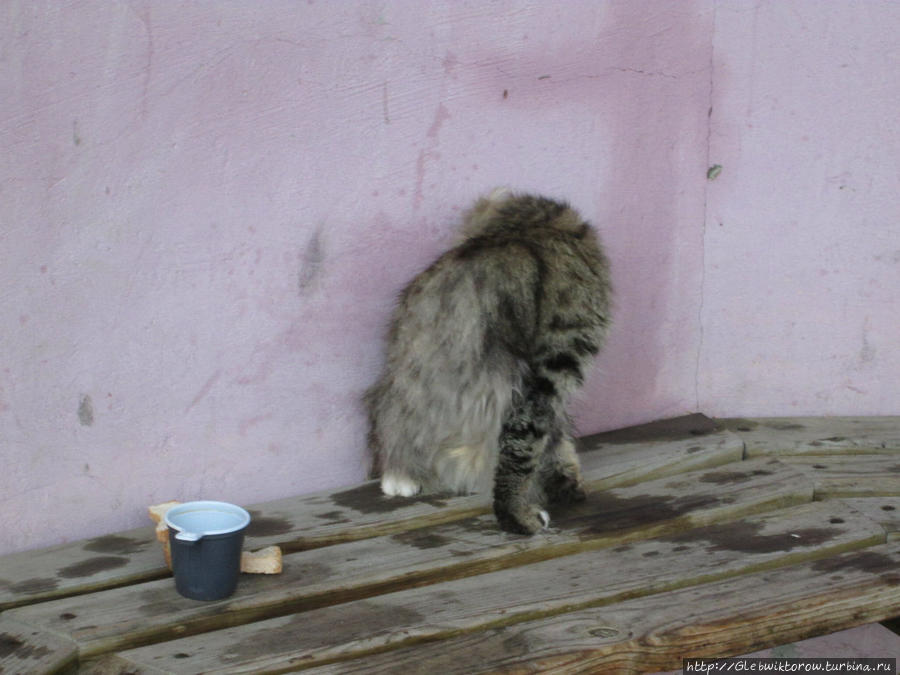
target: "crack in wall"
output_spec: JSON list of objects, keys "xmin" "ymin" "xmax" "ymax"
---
[{"xmin": 696, "ymin": 3, "xmax": 718, "ymax": 412}]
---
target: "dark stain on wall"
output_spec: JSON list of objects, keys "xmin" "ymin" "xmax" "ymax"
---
[{"xmin": 78, "ymin": 394, "xmax": 94, "ymax": 426}]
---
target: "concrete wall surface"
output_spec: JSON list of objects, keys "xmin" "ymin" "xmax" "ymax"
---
[
  {"xmin": 700, "ymin": 1, "xmax": 900, "ymax": 416},
  {"xmin": 1, "ymin": 1, "xmax": 897, "ymax": 554}
]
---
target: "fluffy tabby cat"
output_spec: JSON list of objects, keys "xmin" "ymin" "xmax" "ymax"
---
[{"xmin": 365, "ymin": 189, "xmax": 611, "ymax": 534}]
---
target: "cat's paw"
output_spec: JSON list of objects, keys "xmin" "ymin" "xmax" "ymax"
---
[
  {"xmin": 381, "ymin": 473, "xmax": 421, "ymax": 498},
  {"xmin": 537, "ymin": 509, "xmax": 550, "ymax": 528},
  {"xmin": 494, "ymin": 502, "xmax": 551, "ymax": 535}
]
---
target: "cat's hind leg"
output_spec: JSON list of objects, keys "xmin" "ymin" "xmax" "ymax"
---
[
  {"xmin": 540, "ymin": 434, "xmax": 587, "ymax": 506},
  {"xmin": 493, "ymin": 378, "xmax": 556, "ymax": 534}
]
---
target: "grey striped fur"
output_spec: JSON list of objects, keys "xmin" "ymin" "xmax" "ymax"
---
[{"xmin": 365, "ymin": 189, "xmax": 611, "ymax": 534}]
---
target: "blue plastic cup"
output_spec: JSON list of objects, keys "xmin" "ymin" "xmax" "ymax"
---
[{"xmin": 165, "ymin": 501, "xmax": 251, "ymax": 601}]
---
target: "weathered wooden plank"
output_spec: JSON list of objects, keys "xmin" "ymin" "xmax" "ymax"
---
[
  {"xmin": 102, "ymin": 501, "xmax": 885, "ymax": 673},
  {"xmin": 812, "ymin": 476, "xmax": 900, "ymax": 500},
  {"xmin": 778, "ymin": 455, "xmax": 900, "ymax": 498},
  {"xmin": 843, "ymin": 497, "xmax": 900, "ymax": 539},
  {"xmin": 0, "ymin": 616, "xmax": 78, "ymax": 675},
  {"xmin": 723, "ymin": 416, "xmax": 900, "ymax": 457},
  {"xmin": 585, "ymin": 413, "xmax": 721, "ymax": 444},
  {"xmin": 778, "ymin": 453, "xmax": 900, "ymax": 475},
  {"xmin": 550, "ymin": 457, "xmax": 813, "ymax": 542},
  {"xmin": 303, "ymin": 541, "xmax": 900, "ymax": 675},
  {"xmin": 81, "ymin": 657, "xmax": 165, "ymax": 675},
  {"xmin": 0, "ymin": 417, "xmax": 740, "ymax": 611},
  {"xmin": 654, "ymin": 623, "xmax": 900, "ymax": 675},
  {"xmin": 0, "ymin": 488, "xmax": 489, "ymax": 611},
  {"xmin": 0, "ymin": 526, "xmax": 166, "ymax": 611},
  {"xmin": 578, "ymin": 419, "xmax": 743, "ymax": 490},
  {"xmin": 8, "ymin": 457, "xmax": 808, "ymax": 661}
]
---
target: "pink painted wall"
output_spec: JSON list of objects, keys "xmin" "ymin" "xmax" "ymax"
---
[
  {"xmin": 700, "ymin": 1, "xmax": 900, "ymax": 416},
  {"xmin": 2, "ymin": 0, "xmax": 895, "ymax": 556}
]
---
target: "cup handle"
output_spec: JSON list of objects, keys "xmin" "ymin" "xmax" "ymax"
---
[{"xmin": 175, "ymin": 531, "xmax": 202, "ymax": 543}]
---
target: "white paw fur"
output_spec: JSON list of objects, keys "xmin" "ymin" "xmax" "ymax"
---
[
  {"xmin": 538, "ymin": 509, "xmax": 551, "ymax": 529},
  {"xmin": 381, "ymin": 473, "xmax": 421, "ymax": 497}
]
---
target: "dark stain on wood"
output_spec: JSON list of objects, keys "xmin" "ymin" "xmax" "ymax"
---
[
  {"xmin": 84, "ymin": 535, "xmax": 149, "ymax": 555},
  {"xmin": 665, "ymin": 521, "xmax": 839, "ymax": 554},
  {"xmin": 579, "ymin": 413, "xmax": 719, "ymax": 449},
  {"xmin": 266, "ymin": 560, "xmax": 333, "ymax": 588},
  {"xmin": 10, "ymin": 577, "xmax": 60, "ymax": 594},
  {"xmin": 501, "ymin": 631, "xmax": 530, "ymax": 655},
  {"xmin": 767, "ymin": 422, "xmax": 806, "ymax": 431},
  {"xmin": 811, "ymin": 550, "xmax": 896, "ymax": 577},
  {"xmin": 391, "ymin": 530, "xmax": 451, "ymax": 550},
  {"xmin": 314, "ymin": 510, "xmax": 352, "ymax": 523},
  {"xmin": 0, "ymin": 632, "xmax": 50, "ymax": 660},
  {"xmin": 245, "ymin": 511, "xmax": 294, "ymax": 537},
  {"xmin": 555, "ymin": 491, "xmax": 721, "ymax": 536},
  {"xmin": 719, "ymin": 419, "xmax": 807, "ymax": 432},
  {"xmin": 719, "ymin": 418, "xmax": 759, "ymax": 432},
  {"xmin": 137, "ymin": 589, "xmax": 187, "ymax": 618},
  {"xmin": 57, "ymin": 555, "xmax": 129, "ymax": 578},
  {"xmin": 699, "ymin": 469, "xmax": 773, "ymax": 485},
  {"xmin": 331, "ymin": 483, "xmax": 400, "ymax": 514},
  {"xmin": 0, "ymin": 633, "xmax": 24, "ymax": 658},
  {"xmin": 330, "ymin": 483, "xmax": 449, "ymax": 514}
]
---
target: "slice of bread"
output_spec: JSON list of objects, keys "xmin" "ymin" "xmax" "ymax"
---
[
  {"xmin": 148, "ymin": 500, "xmax": 181, "ymax": 526},
  {"xmin": 148, "ymin": 501, "xmax": 180, "ymax": 540},
  {"xmin": 240, "ymin": 546, "xmax": 283, "ymax": 574},
  {"xmin": 148, "ymin": 501, "xmax": 180, "ymax": 570}
]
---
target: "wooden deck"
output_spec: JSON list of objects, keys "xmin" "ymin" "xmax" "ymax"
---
[{"xmin": 1, "ymin": 415, "xmax": 898, "ymax": 674}]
